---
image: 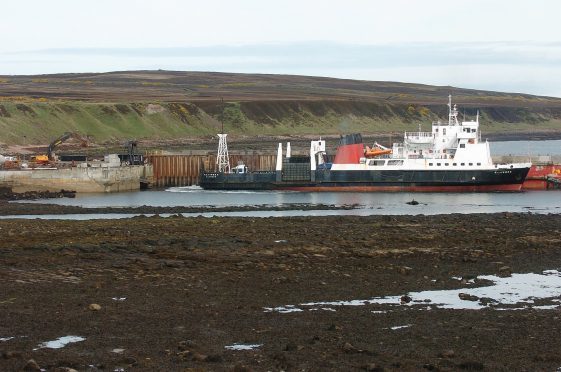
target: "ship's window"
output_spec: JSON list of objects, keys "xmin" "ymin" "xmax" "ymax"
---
[
  {"xmin": 471, "ymin": 129, "xmax": 476, "ymax": 133},
  {"xmin": 437, "ymin": 163, "xmax": 441, "ymax": 166},
  {"xmin": 368, "ymin": 160, "xmax": 386, "ymax": 166},
  {"xmin": 442, "ymin": 139, "xmax": 446, "ymax": 142},
  {"xmin": 443, "ymin": 128, "xmax": 446, "ymax": 135},
  {"xmin": 429, "ymin": 163, "xmax": 433, "ymax": 166},
  {"xmin": 387, "ymin": 160, "xmax": 404, "ymax": 166},
  {"xmin": 453, "ymin": 163, "xmax": 457, "ymax": 166},
  {"xmin": 469, "ymin": 163, "xmax": 473, "ymax": 166},
  {"xmin": 445, "ymin": 163, "xmax": 449, "ymax": 166},
  {"xmin": 461, "ymin": 163, "xmax": 465, "ymax": 166},
  {"xmin": 435, "ymin": 128, "xmax": 439, "ymax": 133},
  {"xmin": 460, "ymin": 144, "xmax": 465, "ymax": 148},
  {"xmin": 477, "ymin": 162, "xmax": 481, "ymax": 166}
]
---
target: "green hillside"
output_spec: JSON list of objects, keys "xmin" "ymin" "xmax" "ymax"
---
[{"xmin": 1, "ymin": 71, "xmax": 561, "ymax": 146}]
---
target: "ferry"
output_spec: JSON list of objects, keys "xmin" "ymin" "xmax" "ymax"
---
[{"xmin": 200, "ymin": 96, "xmax": 531, "ymax": 192}]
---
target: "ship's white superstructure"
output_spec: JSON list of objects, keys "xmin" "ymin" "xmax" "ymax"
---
[{"xmin": 330, "ymin": 95, "xmax": 530, "ymax": 172}]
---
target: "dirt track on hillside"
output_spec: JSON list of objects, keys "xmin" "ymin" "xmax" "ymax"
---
[{"xmin": 1, "ymin": 213, "xmax": 561, "ymax": 371}]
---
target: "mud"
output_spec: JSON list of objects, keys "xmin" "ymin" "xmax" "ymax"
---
[{"xmin": 1, "ymin": 212, "xmax": 561, "ymax": 371}]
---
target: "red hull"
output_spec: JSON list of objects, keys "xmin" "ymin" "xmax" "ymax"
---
[
  {"xmin": 522, "ymin": 164, "xmax": 561, "ymax": 190},
  {"xmin": 280, "ymin": 184, "xmax": 523, "ymax": 192}
]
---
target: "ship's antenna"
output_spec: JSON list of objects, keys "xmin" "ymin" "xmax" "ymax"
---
[
  {"xmin": 216, "ymin": 97, "xmax": 230, "ymax": 173},
  {"xmin": 448, "ymin": 94, "xmax": 452, "ymax": 125}
]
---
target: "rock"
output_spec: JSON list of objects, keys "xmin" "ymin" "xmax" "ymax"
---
[
  {"xmin": 458, "ymin": 293, "xmax": 479, "ymax": 301},
  {"xmin": 439, "ymin": 349, "xmax": 455, "ymax": 358},
  {"xmin": 205, "ymin": 354, "xmax": 223, "ymax": 363},
  {"xmin": 88, "ymin": 303, "xmax": 102, "ymax": 311},
  {"xmin": 23, "ymin": 359, "xmax": 41, "ymax": 371},
  {"xmin": 422, "ymin": 364, "xmax": 438, "ymax": 371},
  {"xmin": 498, "ymin": 266, "xmax": 512, "ymax": 277},
  {"xmin": 342, "ymin": 342, "xmax": 357, "ymax": 353},
  {"xmin": 479, "ymin": 297, "xmax": 498, "ymax": 306},
  {"xmin": 120, "ymin": 356, "xmax": 137, "ymax": 366},
  {"xmin": 233, "ymin": 364, "xmax": 253, "ymax": 372},
  {"xmin": 406, "ymin": 199, "xmax": 419, "ymax": 205},
  {"xmin": 362, "ymin": 363, "xmax": 385, "ymax": 371},
  {"xmin": 178, "ymin": 339, "xmax": 197, "ymax": 351},
  {"xmin": 327, "ymin": 324, "xmax": 342, "ymax": 331},
  {"xmin": 458, "ymin": 361, "xmax": 484, "ymax": 370},
  {"xmin": 176, "ymin": 350, "xmax": 191, "ymax": 360},
  {"xmin": 400, "ymin": 295, "xmax": 412, "ymax": 304},
  {"xmin": 54, "ymin": 368, "xmax": 78, "ymax": 372},
  {"xmin": 398, "ymin": 266, "xmax": 413, "ymax": 275},
  {"xmin": 191, "ymin": 352, "xmax": 208, "ymax": 362},
  {"xmin": 1, "ymin": 350, "xmax": 22, "ymax": 359},
  {"xmin": 283, "ymin": 342, "xmax": 298, "ymax": 351}
]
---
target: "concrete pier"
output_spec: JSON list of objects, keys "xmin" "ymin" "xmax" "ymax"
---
[{"xmin": 0, "ymin": 164, "xmax": 152, "ymax": 193}]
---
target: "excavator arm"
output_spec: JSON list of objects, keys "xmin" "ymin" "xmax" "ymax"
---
[{"xmin": 47, "ymin": 132, "xmax": 89, "ymax": 160}]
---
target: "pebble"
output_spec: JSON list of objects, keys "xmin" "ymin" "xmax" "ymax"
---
[
  {"xmin": 23, "ymin": 359, "xmax": 41, "ymax": 371},
  {"xmin": 458, "ymin": 293, "xmax": 479, "ymax": 301},
  {"xmin": 400, "ymin": 295, "xmax": 412, "ymax": 304},
  {"xmin": 88, "ymin": 303, "xmax": 102, "ymax": 311},
  {"xmin": 439, "ymin": 349, "xmax": 455, "ymax": 358},
  {"xmin": 342, "ymin": 342, "xmax": 357, "ymax": 353},
  {"xmin": 498, "ymin": 266, "xmax": 512, "ymax": 277}
]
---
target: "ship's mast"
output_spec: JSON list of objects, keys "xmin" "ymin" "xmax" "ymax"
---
[
  {"xmin": 216, "ymin": 98, "xmax": 230, "ymax": 173},
  {"xmin": 448, "ymin": 94, "xmax": 459, "ymax": 126}
]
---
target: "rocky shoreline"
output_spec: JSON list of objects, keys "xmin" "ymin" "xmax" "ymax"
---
[{"xmin": 1, "ymin": 212, "xmax": 561, "ymax": 371}]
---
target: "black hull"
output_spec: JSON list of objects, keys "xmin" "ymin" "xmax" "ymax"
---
[{"xmin": 200, "ymin": 168, "xmax": 530, "ymax": 192}]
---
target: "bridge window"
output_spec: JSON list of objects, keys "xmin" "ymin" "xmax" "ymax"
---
[{"xmin": 460, "ymin": 144, "xmax": 465, "ymax": 148}]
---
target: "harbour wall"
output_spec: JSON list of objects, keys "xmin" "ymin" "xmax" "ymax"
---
[
  {"xmin": 147, "ymin": 152, "xmax": 276, "ymax": 188},
  {"xmin": 0, "ymin": 164, "xmax": 152, "ymax": 193}
]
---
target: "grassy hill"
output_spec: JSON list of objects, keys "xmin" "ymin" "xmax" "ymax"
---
[{"xmin": 1, "ymin": 71, "xmax": 561, "ymax": 146}]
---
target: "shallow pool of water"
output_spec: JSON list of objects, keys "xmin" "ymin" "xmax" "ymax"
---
[{"xmin": 264, "ymin": 269, "xmax": 561, "ymax": 313}]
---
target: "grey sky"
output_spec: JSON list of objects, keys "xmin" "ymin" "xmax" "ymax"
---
[{"xmin": 0, "ymin": 0, "xmax": 560, "ymax": 96}]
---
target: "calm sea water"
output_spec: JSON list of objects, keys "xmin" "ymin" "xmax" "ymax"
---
[
  {"xmin": 15, "ymin": 187, "xmax": 561, "ymax": 217},
  {"xmin": 10, "ymin": 140, "xmax": 561, "ymax": 217},
  {"xmin": 490, "ymin": 139, "xmax": 561, "ymax": 156}
]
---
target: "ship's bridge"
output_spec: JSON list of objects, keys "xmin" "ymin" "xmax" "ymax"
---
[
  {"xmin": 457, "ymin": 121, "xmax": 478, "ymax": 140},
  {"xmin": 404, "ymin": 131, "xmax": 434, "ymax": 144}
]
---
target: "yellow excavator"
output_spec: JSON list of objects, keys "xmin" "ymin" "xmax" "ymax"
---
[{"xmin": 31, "ymin": 132, "xmax": 89, "ymax": 164}]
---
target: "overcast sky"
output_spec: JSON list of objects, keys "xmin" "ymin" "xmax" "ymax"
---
[{"xmin": 1, "ymin": 0, "xmax": 560, "ymax": 97}]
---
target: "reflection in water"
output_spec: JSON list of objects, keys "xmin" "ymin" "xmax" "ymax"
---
[{"xmin": 264, "ymin": 269, "xmax": 561, "ymax": 313}]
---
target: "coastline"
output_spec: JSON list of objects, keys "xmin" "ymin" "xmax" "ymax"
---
[{"xmin": 1, "ymin": 213, "xmax": 561, "ymax": 371}]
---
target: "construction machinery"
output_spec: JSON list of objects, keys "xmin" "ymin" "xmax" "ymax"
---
[{"xmin": 31, "ymin": 132, "xmax": 89, "ymax": 164}]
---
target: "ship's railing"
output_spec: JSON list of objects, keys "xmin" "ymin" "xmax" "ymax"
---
[{"xmin": 405, "ymin": 131, "xmax": 433, "ymax": 138}]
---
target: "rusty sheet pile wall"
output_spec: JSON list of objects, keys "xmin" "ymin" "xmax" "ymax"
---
[{"xmin": 147, "ymin": 153, "xmax": 276, "ymax": 187}]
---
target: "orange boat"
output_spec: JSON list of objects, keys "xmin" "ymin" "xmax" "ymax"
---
[{"xmin": 364, "ymin": 145, "xmax": 392, "ymax": 158}]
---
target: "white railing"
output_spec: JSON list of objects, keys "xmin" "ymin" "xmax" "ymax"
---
[{"xmin": 405, "ymin": 131, "xmax": 433, "ymax": 138}]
